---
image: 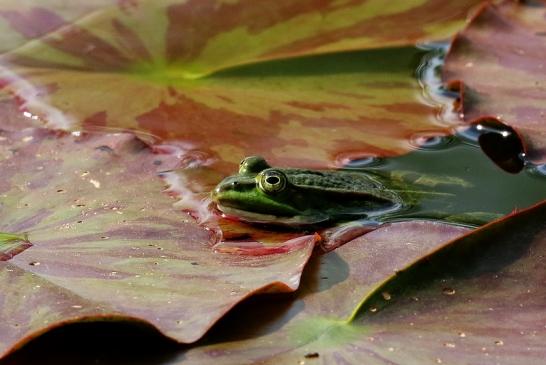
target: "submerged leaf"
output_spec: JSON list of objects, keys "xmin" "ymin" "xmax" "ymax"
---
[{"xmin": 0, "ymin": 126, "xmax": 317, "ymax": 357}]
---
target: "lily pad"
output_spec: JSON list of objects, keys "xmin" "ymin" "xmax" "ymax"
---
[
  {"xmin": 443, "ymin": 0, "xmax": 546, "ymax": 162},
  {"xmin": 0, "ymin": 0, "xmax": 483, "ymax": 173},
  {"xmin": 181, "ymin": 202, "xmax": 546, "ymax": 364},
  {"xmin": 0, "ymin": 126, "xmax": 317, "ymax": 357},
  {"xmin": 1, "ymin": 0, "xmax": 483, "ymax": 76}
]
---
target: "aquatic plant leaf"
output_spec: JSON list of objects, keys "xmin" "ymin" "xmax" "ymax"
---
[
  {"xmin": 1, "ymin": 0, "xmax": 483, "ymax": 76},
  {"xmin": 0, "ymin": 0, "xmax": 483, "ymax": 174},
  {"xmin": 0, "ymin": 126, "xmax": 317, "ymax": 357},
  {"xmin": 0, "ymin": 1, "xmax": 113, "ymax": 55},
  {"xmin": 443, "ymin": 0, "xmax": 546, "ymax": 163},
  {"xmin": 2, "ymin": 47, "xmax": 447, "ymax": 174},
  {"xmin": 181, "ymin": 202, "xmax": 546, "ymax": 365}
]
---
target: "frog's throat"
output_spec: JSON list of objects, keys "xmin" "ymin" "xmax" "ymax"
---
[{"xmin": 216, "ymin": 204, "xmax": 329, "ymax": 226}]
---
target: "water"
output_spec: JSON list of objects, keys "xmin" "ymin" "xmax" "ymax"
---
[{"xmin": 343, "ymin": 132, "xmax": 545, "ymax": 226}]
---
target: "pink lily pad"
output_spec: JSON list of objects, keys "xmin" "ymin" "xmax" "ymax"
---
[{"xmin": 0, "ymin": 126, "xmax": 317, "ymax": 357}]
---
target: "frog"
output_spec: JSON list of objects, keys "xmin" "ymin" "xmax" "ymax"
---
[
  {"xmin": 211, "ymin": 156, "xmax": 404, "ymax": 226},
  {"xmin": 211, "ymin": 136, "xmax": 546, "ymax": 229}
]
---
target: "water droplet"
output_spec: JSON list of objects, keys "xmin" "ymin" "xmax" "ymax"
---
[
  {"xmin": 56, "ymin": 189, "xmax": 65, "ymax": 193},
  {"xmin": 436, "ymin": 358, "xmax": 443, "ymax": 364},
  {"xmin": 382, "ymin": 292, "xmax": 392, "ymax": 301},
  {"xmin": 89, "ymin": 179, "xmax": 101, "ymax": 188},
  {"xmin": 369, "ymin": 306, "xmax": 378, "ymax": 313},
  {"xmin": 467, "ymin": 118, "xmax": 526, "ymax": 173},
  {"xmin": 409, "ymin": 132, "xmax": 452, "ymax": 150},
  {"xmin": 338, "ymin": 155, "xmax": 383, "ymax": 169},
  {"xmin": 95, "ymin": 145, "xmax": 114, "ymax": 153},
  {"xmin": 442, "ymin": 287, "xmax": 456, "ymax": 296},
  {"xmin": 459, "ymin": 332, "xmax": 467, "ymax": 338},
  {"xmin": 304, "ymin": 353, "xmax": 319, "ymax": 359},
  {"xmin": 495, "ymin": 340, "xmax": 504, "ymax": 346},
  {"xmin": 444, "ymin": 343, "xmax": 456, "ymax": 348},
  {"xmin": 388, "ymin": 347, "xmax": 395, "ymax": 352},
  {"xmin": 28, "ymin": 261, "xmax": 40, "ymax": 266},
  {"xmin": 530, "ymin": 163, "xmax": 546, "ymax": 177},
  {"xmin": 71, "ymin": 305, "xmax": 83, "ymax": 309},
  {"xmin": 100, "ymin": 236, "xmax": 109, "ymax": 240}
]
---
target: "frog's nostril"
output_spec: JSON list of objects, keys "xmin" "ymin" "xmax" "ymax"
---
[{"xmin": 212, "ymin": 185, "xmax": 223, "ymax": 197}]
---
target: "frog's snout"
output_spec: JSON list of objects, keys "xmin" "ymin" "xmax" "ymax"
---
[
  {"xmin": 211, "ymin": 177, "xmax": 248, "ymax": 202},
  {"xmin": 210, "ymin": 184, "xmax": 227, "ymax": 202}
]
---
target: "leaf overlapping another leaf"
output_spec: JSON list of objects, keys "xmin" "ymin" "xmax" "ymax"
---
[
  {"xmin": 0, "ymin": 126, "xmax": 317, "ymax": 357},
  {"xmin": 181, "ymin": 203, "xmax": 546, "ymax": 365},
  {"xmin": 443, "ymin": 0, "xmax": 546, "ymax": 162},
  {"xmin": 0, "ymin": 0, "xmax": 544, "ymax": 363}
]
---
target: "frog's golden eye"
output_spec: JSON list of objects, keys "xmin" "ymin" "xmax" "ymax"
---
[
  {"xmin": 258, "ymin": 170, "xmax": 287, "ymax": 194},
  {"xmin": 239, "ymin": 156, "xmax": 270, "ymax": 175}
]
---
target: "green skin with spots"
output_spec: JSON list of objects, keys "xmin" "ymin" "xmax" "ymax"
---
[{"xmin": 211, "ymin": 156, "xmax": 473, "ymax": 227}]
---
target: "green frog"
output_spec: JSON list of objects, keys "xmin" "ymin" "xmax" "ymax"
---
[
  {"xmin": 212, "ymin": 156, "xmax": 404, "ymax": 226},
  {"xmin": 211, "ymin": 138, "xmax": 546, "ymax": 228}
]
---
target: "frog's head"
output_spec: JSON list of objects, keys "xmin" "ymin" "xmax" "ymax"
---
[{"xmin": 211, "ymin": 156, "xmax": 401, "ymax": 226}]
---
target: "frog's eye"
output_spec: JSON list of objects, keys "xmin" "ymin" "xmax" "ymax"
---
[
  {"xmin": 258, "ymin": 170, "xmax": 287, "ymax": 194},
  {"xmin": 239, "ymin": 156, "xmax": 270, "ymax": 175}
]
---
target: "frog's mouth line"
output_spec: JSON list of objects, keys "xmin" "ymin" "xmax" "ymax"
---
[{"xmin": 216, "ymin": 204, "xmax": 329, "ymax": 226}]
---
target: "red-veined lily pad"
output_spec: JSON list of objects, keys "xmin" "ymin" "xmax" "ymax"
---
[
  {"xmin": 0, "ymin": 126, "xmax": 318, "ymax": 357},
  {"xmin": 181, "ymin": 202, "xmax": 546, "ymax": 365},
  {"xmin": 443, "ymin": 0, "xmax": 546, "ymax": 162},
  {"xmin": 0, "ymin": 0, "xmax": 483, "ymax": 76},
  {"xmin": 0, "ymin": 0, "xmax": 484, "ymax": 174},
  {"xmin": 0, "ymin": 1, "xmax": 114, "ymax": 55}
]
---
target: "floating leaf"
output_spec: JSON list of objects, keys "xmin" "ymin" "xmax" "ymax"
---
[
  {"xmin": 181, "ymin": 203, "xmax": 546, "ymax": 365},
  {"xmin": 1, "ymin": 0, "xmax": 483, "ymax": 76},
  {"xmin": 0, "ymin": 126, "xmax": 317, "ymax": 357},
  {"xmin": 443, "ymin": 0, "xmax": 546, "ymax": 163},
  {"xmin": 0, "ymin": 0, "xmax": 483, "ymax": 173}
]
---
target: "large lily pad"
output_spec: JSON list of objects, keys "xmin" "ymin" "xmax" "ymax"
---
[
  {"xmin": 0, "ymin": 126, "xmax": 318, "ymax": 357},
  {"xmin": 443, "ymin": 0, "xmax": 546, "ymax": 162},
  {"xmin": 181, "ymin": 202, "xmax": 546, "ymax": 364},
  {"xmin": 1, "ymin": 0, "xmax": 483, "ymax": 76},
  {"xmin": 0, "ymin": 0, "xmax": 484, "ymax": 173}
]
